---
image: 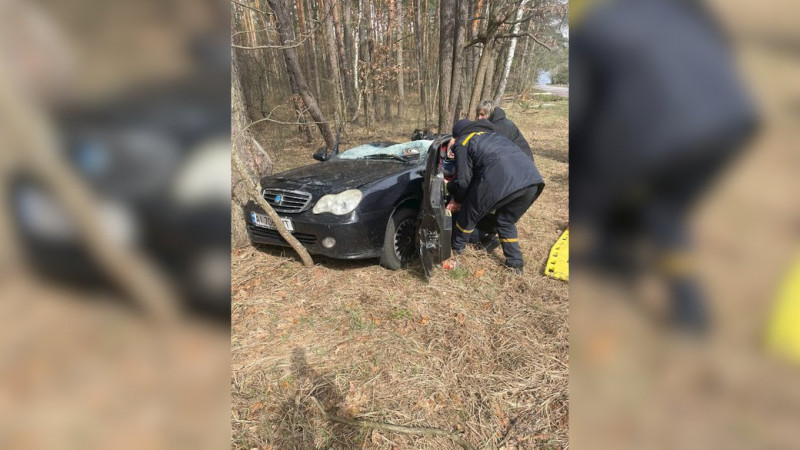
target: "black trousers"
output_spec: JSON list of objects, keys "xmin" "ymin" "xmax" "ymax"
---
[{"xmin": 453, "ymin": 185, "xmax": 541, "ymax": 266}]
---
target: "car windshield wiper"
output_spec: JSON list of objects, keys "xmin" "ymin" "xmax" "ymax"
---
[{"xmin": 362, "ymin": 154, "xmax": 410, "ymax": 162}]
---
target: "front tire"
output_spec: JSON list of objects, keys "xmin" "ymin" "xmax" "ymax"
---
[{"xmin": 380, "ymin": 207, "xmax": 418, "ymax": 270}]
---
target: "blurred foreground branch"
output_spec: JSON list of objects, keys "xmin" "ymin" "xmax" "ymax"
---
[{"xmin": 0, "ymin": 67, "xmax": 180, "ymax": 322}]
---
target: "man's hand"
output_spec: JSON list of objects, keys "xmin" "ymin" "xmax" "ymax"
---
[{"xmin": 446, "ymin": 200, "xmax": 461, "ymax": 212}]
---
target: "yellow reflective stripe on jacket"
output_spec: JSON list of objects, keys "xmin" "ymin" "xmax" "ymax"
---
[
  {"xmin": 455, "ymin": 222, "xmax": 474, "ymax": 233},
  {"xmin": 461, "ymin": 131, "xmax": 485, "ymax": 146},
  {"xmin": 499, "ymin": 238, "xmax": 519, "ymax": 243}
]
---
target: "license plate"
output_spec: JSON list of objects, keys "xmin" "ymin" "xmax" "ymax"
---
[{"xmin": 251, "ymin": 212, "xmax": 294, "ymax": 232}]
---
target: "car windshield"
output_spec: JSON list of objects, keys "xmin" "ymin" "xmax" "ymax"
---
[{"xmin": 337, "ymin": 140, "xmax": 433, "ymax": 162}]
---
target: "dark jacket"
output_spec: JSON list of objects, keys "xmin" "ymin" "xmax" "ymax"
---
[
  {"xmin": 447, "ymin": 121, "xmax": 544, "ymax": 230},
  {"xmin": 489, "ymin": 107, "xmax": 533, "ymax": 160},
  {"xmin": 570, "ymin": 0, "xmax": 757, "ymax": 216}
]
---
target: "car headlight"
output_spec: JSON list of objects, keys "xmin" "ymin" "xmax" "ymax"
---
[
  {"xmin": 312, "ymin": 189, "xmax": 362, "ymax": 215},
  {"xmin": 171, "ymin": 137, "xmax": 231, "ymax": 206}
]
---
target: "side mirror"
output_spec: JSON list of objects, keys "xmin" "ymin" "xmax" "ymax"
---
[
  {"xmin": 402, "ymin": 148, "xmax": 421, "ymax": 160},
  {"xmin": 313, "ymin": 132, "xmax": 341, "ymax": 162},
  {"xmin": 312, "ymin": 147, "xmax": 329, "ymax": 162}
]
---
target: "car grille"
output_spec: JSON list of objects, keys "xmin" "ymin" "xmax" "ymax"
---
[
  {"xmin": 247, "ymin": 225, "xmax": 317, "ymax": 245},
  {"xmin": 262, "ymin": 188, "xmax": 312, "ymax": 213}
]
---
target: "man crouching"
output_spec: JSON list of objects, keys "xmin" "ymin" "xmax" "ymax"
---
[{"xmin": 445, "ymin": 119, "xmax": 545, "ymax": 273}]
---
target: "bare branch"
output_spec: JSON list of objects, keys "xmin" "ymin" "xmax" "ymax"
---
[
  {"xmin": 310, "ymin": 398, "xmax": 475, "ymax": 450},
  {"xmin": 495, "ymin": 33, "xmax": 552, "ymax": 50},
  {"xmin": 231, "ymin": 5, "xmax": 327, "ymax": 51},
  {"xmin": 231, "ymin": 1, "xmax": 273, "ymax": 17},
  {"xmin": 231, "ymin": 27, "xmax": 275, "ymax": 38},
  {"xmin": 464, "ymin": 36, "xmax": 488, "ymax": 49},
  {"xmin": 233, "ymin": 42, "xmax": 301, "ymax": 50}
]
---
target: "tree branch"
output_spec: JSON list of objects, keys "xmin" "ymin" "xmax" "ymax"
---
[
  {"xmin": 310, "ymin": 398, "xmax": 475, "ymax": 450},
  {"xmin": 232, "ymin": 1, "xmax": 273, "ymax": 17},
  {"xmin": 231, "ymin": 139, "xmax": 314, "ymax": 267},
  {"xmin": 495, "ymin": 33, "xmax": 552, "ymax": 50},
  {"xmin": 464, "ymin": 36, "xmax": 488, "ymax": 49},
  {"xmin": 0, "ymin": 65, "xmax": 179, "ymax": 321},
  {"xmin": 232, "ymin": 5, "xmax": 327, "ymax": 50},
  {"xmin": 231, "ymin": 27, "xmax": 276, "ymax": 38}
]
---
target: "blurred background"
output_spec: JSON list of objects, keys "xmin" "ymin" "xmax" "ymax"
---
[
  {"xmin": 570, "ymin": 0, "xmax": 800, "ymax": 448},
  {"xmin": 0, "ymin": 0, "xmax": 230, "ymax": 448}
]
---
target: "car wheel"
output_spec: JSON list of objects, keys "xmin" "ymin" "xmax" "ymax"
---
[{"xmin": 380, "ymin": 207, "xmax": 418, "ymax": 270}]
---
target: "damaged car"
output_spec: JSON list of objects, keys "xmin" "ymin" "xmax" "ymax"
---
[{"xmin": 245, "ymin": 136, "xmax": 452, "ymax": 277}]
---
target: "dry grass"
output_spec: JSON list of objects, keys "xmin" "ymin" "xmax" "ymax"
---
[{"xmin": 232, "ymin": 98, "xmax": 569, "ymax": 449}]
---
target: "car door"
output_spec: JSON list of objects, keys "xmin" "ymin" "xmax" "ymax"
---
[{"xmin": 416, "ymin": 136, "xmax": 452, "ymax": 280}]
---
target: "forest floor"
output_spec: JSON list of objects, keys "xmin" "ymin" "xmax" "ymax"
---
[{"xmin": 232, "ymin": 96, "xmax": 569, "ymax": 449}]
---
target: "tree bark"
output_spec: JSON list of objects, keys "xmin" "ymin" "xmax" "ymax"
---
[
  {"xmin": 350, "ymin": 0, "xmax": 363, "ymax": 122},
  {"xmin": 322, "ymin": 0, "xmax": 345, "ymax": 125},
  {"xmin": 232, "ymin": 43, "xmax": 271, "ymax": 245},
  {"xmin": 232, "ymin": 149, "xmax": 313, "ymax": 267},
  {"xmin": 268, "ymin": 0, "xmax": 336, "ymax": 150},
  {"xmin": 447, "ymin": 0, "xmax": 469, "ymax": 123},
  {"xmin": 437, "ymin": 0, "xmax": 455, "ymax": 133},
  {"xmin": 232, "ymin": 40, "xmax": 313, "ymax": 267},
  {"xmin": 413, "ymin": 0, "xmax": 428, "ymax": 127},
  {"xmin": 343, "ymin": 0, "xmax": 359, "ymax": 117},
  {"xmin": 481, "ymin": 47, "xmax": 497, "ymax": 102},
  {"xmin": 308, "ymin": 0, "xmax": 323, "ymax": 98},
  {"xmin": 468, "ymin": 39, "xmax": 493, "ymax": 117},
  {"xmin": 364, "ymin": 0, "xmax": 376, "ymax": 127},
  {"xmin": 296, "ymin": 0, "xmax": 313, "ymax": 83},
  {"xmin": 396, "ymin": 0, "xmax": 404, "ymax": 119},
  {"xmin": 332, "ymin": 0, "xmax": 356, "ymax": 116}
]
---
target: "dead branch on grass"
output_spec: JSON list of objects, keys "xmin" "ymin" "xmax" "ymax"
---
[{"xmin": 309, "ymin": 397, "xmax": 476, "ymax": 450}]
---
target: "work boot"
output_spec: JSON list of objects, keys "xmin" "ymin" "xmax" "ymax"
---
[
  {"xmin": 670, "ymin": 279, "xmax": 710, "ymax": 336},
  {"xmin": 478, "ymin": 235, "xmax": 501, "ymax": 253},
  {"xmin": 505, "ymin": 262, "xmax": 524, "ymax": 274}
]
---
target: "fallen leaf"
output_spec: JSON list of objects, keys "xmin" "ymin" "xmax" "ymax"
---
[
  {"xmin": 419, "ymin": 315, "xmax": 430, "ymax": 325},
  {"xmin": 250, "ymin": 402, "xmax": 264, "ymax": 414},
  {"xmin": 473, "ymin": 269, "xmax": 486, "ymax": 278}
]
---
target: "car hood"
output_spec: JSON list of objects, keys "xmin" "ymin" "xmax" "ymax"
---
[{"xmin": 261, "ymin": 159, "xmax": 416, "ymax": 194}]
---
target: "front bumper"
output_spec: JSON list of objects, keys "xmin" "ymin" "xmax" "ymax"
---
[{"xmin": 244, "ymin": 201, "xmax": 391, "ymax": 260}]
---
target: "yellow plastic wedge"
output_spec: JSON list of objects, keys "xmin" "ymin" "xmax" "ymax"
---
[
  {"xmin": 545, "ymin": 227, "xmax": 569, "ymax": 282},
  {"xmin": 765, "ymin": 254, "xmax": 800, "ymax": 363}
]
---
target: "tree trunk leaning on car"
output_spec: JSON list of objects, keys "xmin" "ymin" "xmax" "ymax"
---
[
  {"xmin": 231, "ymin": 43, "xmax": 314, "ymax": 267},
  {"xmin": 231, "ymin": 149, "xmax": 314, "ymax": 268}
]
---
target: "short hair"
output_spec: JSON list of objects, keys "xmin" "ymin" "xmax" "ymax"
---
[{"xmin": 477, "ymin": 100, "xmax": 496, "ymax": 116}]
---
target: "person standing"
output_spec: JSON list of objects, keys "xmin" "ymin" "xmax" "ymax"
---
[
  {"xmin": 476, "ymin": 100, "xmax": 534, "ymax": 160},
  {"xmin": 446, "ymin": 119, "xmax": 545, "ymax": 273}
]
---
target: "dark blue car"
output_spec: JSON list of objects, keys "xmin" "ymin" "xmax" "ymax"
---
[{"xmin": 246, "ymin": 137, "xmax": 452, "ymax": 276}]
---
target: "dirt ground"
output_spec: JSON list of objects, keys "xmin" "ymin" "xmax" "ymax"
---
[
  {"xmin": 0, "ymin": 266, "xmax": 231, "ymax": 449},
  {"xmin": 231, "ymin": 97, "xmax": 569, "ymax": 449}
]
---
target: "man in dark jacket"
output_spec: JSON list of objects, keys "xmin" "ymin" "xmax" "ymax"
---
[
  {"xmin": 446, "ymin": 119, "xmax": 545, "ymax": 272},
  {"xmin": 477, "ymin": 100, "xmax": 533, "ymax": 160},
  {"xmin": 571, "ymin": 0, "xmax": 758, "ymax": 332}
]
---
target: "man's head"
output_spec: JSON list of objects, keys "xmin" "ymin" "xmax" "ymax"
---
[
  {"xmin": 476, "ymin": 100, "xmax": 496, "ymax": 120},
  {"xmin": 452, "ymin": 119, "xmax": 472, "ymax": 138}
]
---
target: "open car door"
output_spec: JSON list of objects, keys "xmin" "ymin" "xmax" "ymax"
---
[{"xmin": 417, "ymin": 136, "xmax": 452, "ymax": 280}]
